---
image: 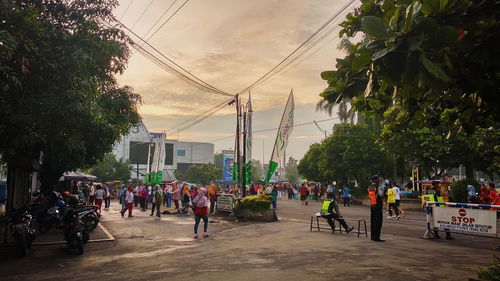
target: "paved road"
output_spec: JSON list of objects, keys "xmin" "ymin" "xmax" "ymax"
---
[{"xmin": 0, "ymin": 198, "xmax": 498, "ymax": 281}]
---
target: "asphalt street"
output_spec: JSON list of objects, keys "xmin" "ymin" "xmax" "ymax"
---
[{"xmin": 0, "ymin": 198, "xmax": 498, "ymax": 281}]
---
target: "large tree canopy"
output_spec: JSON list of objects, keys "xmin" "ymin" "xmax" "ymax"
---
[
  {"xmin": 0, "ymin": 0, "xmax": 141, "ymax": 189},
  {"xmin": 319, "ymin": 0, "xmax": 499, "ymax": 177},
  {"xmin": 86, "ymin": 154, "xmax": 132, "ymax": 183}
]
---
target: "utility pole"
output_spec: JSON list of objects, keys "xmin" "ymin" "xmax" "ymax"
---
[
  {"xmin": 242, "ymin": 109, "xmax": 247, "ymax": 197},
  {"xmin": 235, "ymin": 94, "xmax": 241, "ymax": 193}
]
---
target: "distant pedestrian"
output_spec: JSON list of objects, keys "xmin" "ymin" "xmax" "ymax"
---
[
  {"xmin": 392, "ymin": 182, "xmax": 405, "ymax": 217},
  {"xmin": 133, "ymin": 185, "xmax": 139, "ymax": 207},
  {"xmin": 343, "ymin": 186, "xmax": 350, "ymax": 207},
  {"xmin": 119, "ymin": 184, "xmax": 127, "ymax": 211},
  {"xmin": 95, "ymin": 185, "xmax": 105, "ymax": 214},
  {"xmin": 386, "ymin": 184, "xmax": 400, "ymax": 220},
  {"xmin": 192, "ymin": 187, "xmax": 209, "ymax": 238},
  {"xmin": 300, "ymin": 184, "xmax": 309, "ymax": 205},
  {"xmin": 151, "ymin": 185, "xmax": 164, "ymax": 220},
  {"xmin": 271, "ymin": 186, "xmax": 278, "ymax": 209},
  {"xmin": 104, "ymin": 185, "xmax": 111, "ymax": 210},
  {"xmin": 368, "ymin": 175, "xmax": 385, "ymax": 242},
  {"xmin": 120, "ymin": 186, "xmax": 134, "ymax": 218},
  {"xmin": 88, "ymin": 183, "xmax": 95, "ymax": 205},
  {"xmin": 140, "ymin": 186, "xmax": 148, "ymax": 211},
  {"xmin": 165, "ymin": 184, "xmax": 173, "ymax": 208},
  {"xmin": 208, "ymin": 184, "xmax": 217, "ymax": 214},
  {"xmin": 173, "ymin": 185, "xmax": 180, "ymax": 210}
]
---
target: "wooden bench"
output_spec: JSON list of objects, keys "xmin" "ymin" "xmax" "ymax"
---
[{"xmin": 310, "ymin": 212, "xmax": 368, "ymax": 238}]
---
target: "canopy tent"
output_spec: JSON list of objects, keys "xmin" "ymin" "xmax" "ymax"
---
[{"xmin": 59, "ymin": 171, "xmax": 97, "ymax": 182}]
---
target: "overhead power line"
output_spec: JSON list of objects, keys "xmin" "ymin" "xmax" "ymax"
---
[
  {"xmin": 142, "ymin": 0, "xmax": 178, "ymax": 39},
  {"xmin": 110, "ymin": 19, "xmax": 232, "ymax": 97},
  {"xmin": 119, "ymin": 0, "xmax": 135, "ymax": 20},
  {"xmin": 130, "ymin": 0, "xmax": 155, "ymax": 30},
  {"xmin": 237, "ymin": 0, "xmax": 357, "ymax": 94},
  {"xmin": 144, "ymin": 0, "xmax": 190, "ymax": 42}
]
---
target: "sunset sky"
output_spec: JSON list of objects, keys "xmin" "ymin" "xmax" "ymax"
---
[{"xmin": 113, "ymin": 0, "xmax": 356, "ymax": 163}]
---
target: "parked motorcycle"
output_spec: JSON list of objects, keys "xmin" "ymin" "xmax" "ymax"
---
[
  {"xmin": 63, "ymin": 210, "xmax": 89, "ymax": 255},
  {"xmin": 8, "ymin": 209, "xmax": 36, "ymax": 257},
  {"xmin": 37, "ymin": 192, "xmax": 99, "ymax": 233}
]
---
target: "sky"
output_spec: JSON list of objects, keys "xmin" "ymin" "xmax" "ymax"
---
[{"xmin": 113, "ymin": 0, "xmax": 356, "ymax": 163}]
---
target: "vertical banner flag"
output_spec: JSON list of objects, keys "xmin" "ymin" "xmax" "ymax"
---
[
  {"xmin": 145, "ymin": 141, "xmax": 152, "ymax": 184},
  {"xmin": 245, "ymin": 92, "xmax": 253, "ymax": 185},
  {"xmin": 156, "ymin": 132, "xmax": 166, "ymax": 184},
  {"xmin": 265, "ymin": 89, "xmax": 294, "ymax": 184}
]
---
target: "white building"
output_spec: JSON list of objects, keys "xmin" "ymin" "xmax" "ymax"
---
[{"xmin": 112, "ymin": 122, "xmax": 214, "ymax": 181}]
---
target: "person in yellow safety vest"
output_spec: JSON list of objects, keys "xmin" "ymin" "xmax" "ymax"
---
[
  {"xmin": 320, "ymin": 199, "xmax": 354, "ymax": 234},
  {"xmin": 429, "ymin": 181, "xmax": 453, "ymax": 240}
]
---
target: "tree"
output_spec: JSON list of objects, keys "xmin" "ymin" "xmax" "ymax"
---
[
  {"xmin": 319, "ymin": 123, "xmax": 390, "ymax": 187},
  {"xmin": 184, "ymin": 164, "xmax": 222, "ymax": 185},
  {"xmin": 285, "ymin": 156, "xmax": 299, "ymax": 183},
  {"xmin": 87, "ymin": 154, "xmax": 132, "ymax": 183},
  {"xmin": 318, "ymin": 0, "xmax": 499, "ymax": 178},
  {"xmin": 297, "ymin": 143, "xmax": 323, "ymax": 182},
  {"xmin": 214, "ymin": 152, "xmax": 224, "ymax": 170},
  {"xmin": 0, "ymin": 0, "xmax": 141, "ymax": 195},
  {"xmin": 251, "ymin": 159, "xmax": 263, "ymax": 182}
]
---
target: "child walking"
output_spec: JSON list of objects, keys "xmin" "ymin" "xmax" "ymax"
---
[{"xmin": 192, "ymin": 187, "xmax": 209, "ymax": 238}]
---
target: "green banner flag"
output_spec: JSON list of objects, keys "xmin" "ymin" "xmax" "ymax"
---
[
  {"xmin": 245, "ymin": 161, "xmax": 252, "ymax": 185},
  {"xmin": 232, "ymin": 162, "xmax": 238, "ymax": 184},
  {"xmin": 144, "ymin": 173, "xmax": 150, "ymax": 184},
  {"xmin": 156, "ymin": 171, "xmax": 163, "ymax": 184}
]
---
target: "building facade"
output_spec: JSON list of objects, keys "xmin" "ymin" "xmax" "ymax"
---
[{"xmin": 112, "ymin": 122, "xmax": 214, "ymax": 181}]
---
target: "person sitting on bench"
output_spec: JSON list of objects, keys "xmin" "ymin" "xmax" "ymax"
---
[{"xmin": 321, "ymin": 199, "xmax": 354, "ymax": 233}]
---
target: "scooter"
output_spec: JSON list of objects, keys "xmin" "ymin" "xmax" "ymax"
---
[
  {"xmin": 9, "ymin": 209, "xmax": 36, "ymax": 257},
  {"xmin": 63, "ymin": 210, "xmax": 89, "ymax": 255}
]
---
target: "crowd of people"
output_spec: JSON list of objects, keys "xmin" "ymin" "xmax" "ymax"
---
[{"xmin": 467, "ymin": 181, "xmax": 500, "ymax": 206}]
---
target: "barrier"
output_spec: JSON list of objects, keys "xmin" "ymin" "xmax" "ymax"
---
[{"xmin": 423, "ymin": 201, "xmax": 500, "ymax": 239}]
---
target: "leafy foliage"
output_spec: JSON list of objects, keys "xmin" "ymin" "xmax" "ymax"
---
[
  {"xmin": 184, "ymin": 163, "xmax": 222, "ymax": 184},
  {"xmin": 450, "ymin": 178, "xmax": 478, "ymax": 203},
  {"xmin": 319, "ymin": 0, "xmax": 499, "ymax": 177},
  {"xmin": 0, "ymin": 0, "xmax": 141, "ymax": 188},
  {"xmin": 86, "ymin": 154, "xmax": 131, "ymax": 183},
  {"xmin": 478, "ymin": 254, "xmax": 500, "ymax": 281},
  {"xmin": 285, "ymin": 157, "xmax": 299, "ymax": 183},
  {"xmin": 299, "ymin": 123, "xmax": 391, "ymax": 186}
]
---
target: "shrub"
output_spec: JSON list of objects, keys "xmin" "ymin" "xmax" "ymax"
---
[
  {"xmin": 401, "ymin": 191, "xmax": 419, "ymax": 199},
  {"xmin": 450, "ymin": 179, "xmax": 479, "ymax": 203},
  {"xmin": 235, "ymin": 195, "xmax": 271, "ymax": 212},
  {"xmin": 478, "ymin": 254, "xmax": 500, "ymax": 281}
]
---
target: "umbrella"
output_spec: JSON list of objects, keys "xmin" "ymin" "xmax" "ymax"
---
[{"xmin": 59, "ymin": 171, "xmax": 97, "ymax": 182}]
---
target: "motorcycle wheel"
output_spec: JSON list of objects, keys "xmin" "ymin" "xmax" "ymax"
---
[
  {"xmin": 39, "ymin": 221, "xmax": 52, "ymax": 234},
  {"xmin": 73, "ymin": 238, "xmax": 84, "ymax": 255},
  {"xmin": 14, "ymin": 232, "xmax": 28, "ymax": 257},
  {"xmin": 82, "ymin": 215, "xmax": 99, "ymax": 231}
]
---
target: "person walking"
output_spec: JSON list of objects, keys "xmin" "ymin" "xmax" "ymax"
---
[
  {"xmin": 392, "ymin": 182, "xmax": 405, "ymax": 217},
  {"xmin": 104, "ymin": 185, "xmax": 111, "ymax": 211},
  {"xmin": 208, "ymin": 184, "xmax": 217, "ymax": 214},
  {"xmin": 94, "ymin": 185, "xmax": 105, "ymax": 214},
  {"xmin": 300, "ymin": 184, "xmax": 309, "ymax": 205},
  {"xmin": 140, "ymin": 185, "xmax": 148, "ymax": 211},
  {"xmin": 165, "ymin": 184, "xmax": 173, "ymax": 208},
  {"xmin": 133, "ymin": 185, "xmax": 139, "ymax": 207},
  {"xmin": 343, "ymin": 186, "xmax": 350, "ymax": 207},
  {"xmin": 120, "ymin": 186, "xmax": 134, "ymax": 218},
  {"xmin": 88, "ymin": 183, "xmax": 95, "ymax": 205},
  {"xmin": 119, "ymin": 184, "xmax": 127, "ymax": 212},
  {"xmin": 368, "ymin": 175, "xmax": 385, "ymax": 242},
  {"xmin": 387, "ymin": 185, "xmax": 400, "ymax": 219},
  {"xmin": 150, "ymin": 185, "xmax": 164, "ymax": 220},
  {"xmin": 192, "ymin": 187, "xmax": 209, "ymax": 238},
  {"xmin": 271, "ymin": 186, "xmax": 278, "ymax": 209},
  {"xmin": 173, "ymin": 184, "xmax": 180, "ymax": 210}
]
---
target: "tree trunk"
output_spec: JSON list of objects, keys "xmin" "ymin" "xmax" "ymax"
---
[
  {"xmin": 6, "ymin": 156, "xmax": 36, "ymax": 215},
  {"xmin": 40, "ymin": 168, "xmax": 64, "ymax": 195},
  {"xmin": 465, "ymin": 164, "xmax": 474, "ymax": 180}
]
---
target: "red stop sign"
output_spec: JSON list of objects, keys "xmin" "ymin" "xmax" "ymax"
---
[{"xmin": 458, "ymin": 209, "xmax": 466, "ymax": 217}]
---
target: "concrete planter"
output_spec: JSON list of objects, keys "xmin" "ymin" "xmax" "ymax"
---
[{"xmin": 234, "ymin": 208, "xmax": 278, "ymax": 222}]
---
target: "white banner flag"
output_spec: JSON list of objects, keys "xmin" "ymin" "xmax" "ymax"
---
[{"xmin": 265, "ymin": 89, "xmax": 294, "ymax": 184}]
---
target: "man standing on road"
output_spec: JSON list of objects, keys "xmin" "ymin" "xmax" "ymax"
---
[
  {"xmin": 368, "ymin": 175, "xmax": 385, "ymax": 242},
  {"xmin": 343, "ymin": 186, "xmax": 350, "ymax": 207}
]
